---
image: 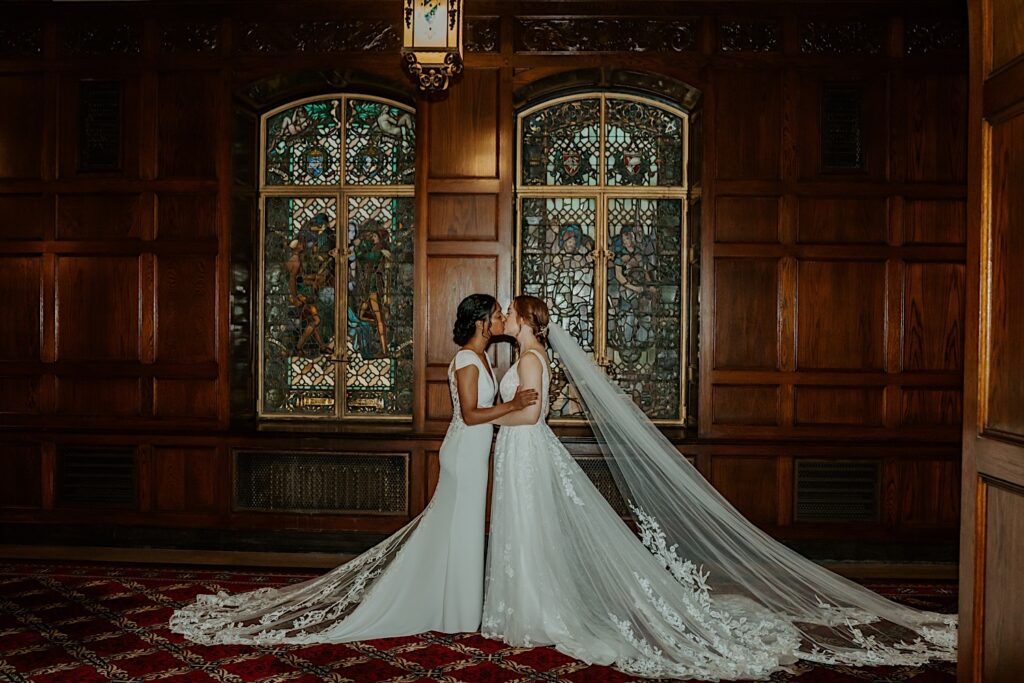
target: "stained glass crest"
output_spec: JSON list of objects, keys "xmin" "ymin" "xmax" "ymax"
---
[
  {"xmin": 260, "ymin": 95, "xmax": 415, "ymax": 420},
  {"xmin": 517, "ymin": 93, "xmax": 687, "ymax": 422}
]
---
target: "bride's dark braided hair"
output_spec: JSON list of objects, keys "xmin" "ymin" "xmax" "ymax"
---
[{"xmin": 453, "ymin": 294, "xmax": 498, "ymax": 345}]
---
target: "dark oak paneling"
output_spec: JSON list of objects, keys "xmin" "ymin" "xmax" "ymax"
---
[
  {"xmin": 0, "ymin": 195, "xmax": 49, "ymax": 241},
  {"xmin": 0, "ymin": 376, "xmax": 40, "ymax": 414},
  {"xmin": 56, "ymin": 257, "xmax": 139, "ymax": 361},
  {"xmin": 425, "ymin": 256, "xmax": 498, "ymax": 365},
  {"xmin": 797, "ymin": 197, "xmax": 888, "ymax": 244},
  {"xmin": 0, "ymin": 256, "xmax": 41, "ymax": 361},
  {"xmin": 797, "ymin": 260, "xmax": 885, "ymax": 370},
  {"xmin": 156, "ymin": 193, "xmax": 217, "ymax": 240},
  {"xmin": 904, "ymin": 199, "xmax": 967, "ymax": 245},
  {"xmin": 158, "ymin": 71, "xmax": 219, "ymax": 179},
  {"xmin": 714, "ymin": 69, "xmax": 781, "ymax": 180},
  {"xmin": 428, "ymin": 194, "xmax": 498, "ymax": 241},
  {"xmin": 57, "ymin": 377, "xmax": 140, "ymax": 416},
  {"xmin": 906, "ymin": 74, "xmax": 968, "ymax": 183},
  {"xmin": 715, "ymin": 196, "xmax": 779, "ymax": 243},
  {"xmin": 429, "ymin": 69, "xmax": 499, "ymax": 178},
  {"xmin": 711, "ymin": 385, "xmax": 778, "ymax": 426},
  {"xmin": 156, "ymin": 255, "xmax": 217, "ymax": 363},
  {"xmin": 56, "ymin": 194, "xmax": 141, "ymax": 240},
  {"xmin": 0, "ymin": 75, "xmax": 44, "ymax": 179},
  {"xmin": 711, "ymin": 456, "xmax": 779, "ymax": 526},
  {"xmin": 153, "ymin": 446, "xmax": 219, "ymax": 513},
  {"xmin": 154, "ymin": 379, "xmax": 218, "ymax": 420},
  {"xmin": 904, "ymin": 262, "xmax": 965, "ymax": 372},
  {"xmin": 794, "ymin": 386, "xmax": 885, "ymax": 426},
  {"xmin": 713, "ymin": 258, "xmax": 778, "ymax": 369},
  {"xmin": 0, "ymin": 445, "xmax": 42, "ymax": 508},
  {"xmin": 900, "ymin": 388, "xmax": 963, "ymax": 426}
]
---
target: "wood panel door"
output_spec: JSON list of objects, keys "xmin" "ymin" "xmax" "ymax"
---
[{"xmin": 960, "ymin": 1, "xmax": 1024, "ymax": 680}]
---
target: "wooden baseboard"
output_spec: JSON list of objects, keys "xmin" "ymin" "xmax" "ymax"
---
[{"xmin": 0, "ymin": 544, "xmax": 958, "ymax": 580}]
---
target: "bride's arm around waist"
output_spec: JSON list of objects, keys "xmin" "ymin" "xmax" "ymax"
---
[
  {"xmin": 491, "ymin": 353, "xmax": 544, "ymax": 427},
  {"xmin": 456, "ymin": 364, "xmax": 537, "ymax": 426}
]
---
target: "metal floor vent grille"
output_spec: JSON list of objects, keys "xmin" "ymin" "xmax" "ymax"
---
[
  {"xmin": 576, "ymin": 457, "xmax": 630, "ymax": 517},
  {"xmin": 795, "ymin": 459, "xmax": 880, "ymax": 523},
  {"xmin": 57, "ymin": 446, "xmax": 137, "ymax": 508},
  {"xmin": 234, "ymin": 450, "xmax": 408, "ymax": 515}
]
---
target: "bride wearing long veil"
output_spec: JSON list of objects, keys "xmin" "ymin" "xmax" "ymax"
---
[
  {"xmin": 483, "ymin": 295, "xmax": 956, "ymax": 681},
  {"xmin": 169, "ymin": 294, "xmax": 537, "ymax": 644}
]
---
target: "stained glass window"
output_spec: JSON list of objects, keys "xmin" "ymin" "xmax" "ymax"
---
[
  {"xmin": 517, "ymin": 94, "xmax": 688, "ymax": 423},
  {"xmin": 260, "ymin": 95, "xmax": 415, "ymax": 420}
]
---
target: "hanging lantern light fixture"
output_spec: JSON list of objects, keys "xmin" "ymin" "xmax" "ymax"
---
[{"xmin": 402, "ymin": 0, "xmax": 464, "ymax": 93}]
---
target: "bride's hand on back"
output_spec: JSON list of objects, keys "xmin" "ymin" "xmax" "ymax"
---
[{"xmin": 510, "ymin": 387, "xmax": 538, "ymax": 410}]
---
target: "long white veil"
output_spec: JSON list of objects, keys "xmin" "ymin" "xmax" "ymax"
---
[{"xmin": 546, "ymin": 321, "xmax": 956, "ymax": 665}]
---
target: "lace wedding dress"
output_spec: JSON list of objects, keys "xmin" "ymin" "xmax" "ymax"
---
[
  {"xmin": 170, "ymin": 349, "xmax": 496, "ymax": 645},
  {"xmin": 482, "ymin": 336, "xmax": 956, "ymax": 681}
]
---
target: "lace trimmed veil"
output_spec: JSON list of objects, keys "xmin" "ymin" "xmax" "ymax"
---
[{"xmin": 545, "ymin": 321, "xmax": 957, "ymax": 666}]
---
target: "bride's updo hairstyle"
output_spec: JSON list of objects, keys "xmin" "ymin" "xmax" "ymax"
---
[
  {"xmin": 453, "ymin": 293, "xmax": 498, "ymax": 345},
  {"xmin": 513, "ymin": 295, "xmax": 550, "ymax": 341}
]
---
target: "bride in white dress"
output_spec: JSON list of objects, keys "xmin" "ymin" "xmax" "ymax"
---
[
  {"xmin": 170, "ymin": 294, "xmax": 536, "ymax": 645},
  {"xmin": 483, "ymin": 295, "xmax": 956, "ymax": 681}
]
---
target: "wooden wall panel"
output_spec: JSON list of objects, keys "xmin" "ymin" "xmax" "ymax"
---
[
  {"xmin": 428, "ymin": 194, "xmax": 498, "ymax": 241},
  {"xmin": 985, "ymin": 113, "xmax": 1024, "ymax": 437},
  {"xmin": 154, "ymin": 379, "xmax": 218, "ymax": 420},
  {"xmin": 711, "ymin": 385, "xmax": 778, "ymax": 426},
  {"xmin": 797, "ymin": 197, "xmax": 887, "ymax": 244},
  {"xmin": 906, "ymin": 74, "xmax": 968, "ymax": 183},
  {"xmin": 56, "ymin": 194, "xmax": 141, "ymax": 240},
  {"xmin": 0, "ymin": 195, "xmax": 49, "ymax": 241},
  {"xmin": 158, "ymin": 71, "xmax": 219, "ymax": 179},
  {"xmin": 429, "ymin": 69, "xmax": 499, "ymax": 178},
  {"xmin": 0, "ymin": 376, "xmax": 40, "ymax": 414},
  {"xmin": 156, "ymin": 194, "xmax": 218, "ymax": 240},
  {"xmin": 0, "ymin": 444, "xmax": 42, "ymax": 508},
  {"xmin": 714, "ymin": 70, "xmax": 781, "ymax": 180},
  {"xmin": 57, "ymin": 377, "xmax": 140, "ymax": 416},
  {"xmin": 711, "ymin": 456, "xmax": 778, "ymax": 526},
  {"xmin": 981, "ymin": 484, "xmax": 1024, "ymax": 680},
  {"xmin": 0, "ymin": 256, "xmax": 41, "ymax": 361},
  {"xmin": 56, "ymin": 256, "xmax": 139, "ymax": 360},
  {"xmin": 989, "ymin": 0, "xmax": 1024, "ymax": 72},
  {"xmin": 156, "ymin": 255, "xmax": 216, "ymax": 362},
  {"xmin": 904, "ymin": 199, "xmax": 967, "ymax": 245},
  {"xmin": 425, "ymin": 256, "xmax": 497, "ymax": 365},
  {"xmin": 893, "ymin": 459, "xmax": 960, "ymax": 527},
  {"xmin": 153, "ymin": 447, "xmax": 219, "ymax": 513},
  {"xmin": 904, "ymin": 262, "xmax": 964, "ymax": 372},
  {"xmin": 713, "ymin": 258, "xmax": 778, "ymax": 369},
  {"xmin": 797, "ymin": 260, "xmax": 885, "ymax": 370},
  {"xmin": 715, "ymin": 196, "xmax": 779, "ymax": 243},
  {"xmin": 794, "ymin": 386, "xmax": 884, "ymax": 426},
  {"xmin": 426, "ymin": 381, "xmax": 453, "ymax": 421},
  {"xmin": 900, "ymin": 388, "xmax": 963, "ymax": 426},
  {"xmin": 0, "ymin": 75, "xmax": 44, "ymax": 179}
]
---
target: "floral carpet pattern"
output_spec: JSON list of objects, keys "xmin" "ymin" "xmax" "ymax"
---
[{"xmin": 0, "ymin": 561, "xmax": 957, "ymax": 682}]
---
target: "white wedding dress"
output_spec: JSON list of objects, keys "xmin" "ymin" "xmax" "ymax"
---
[
  {"xmin": 170, "ymin": 349, "xmax": 496, "ymax": 644},
  {"xmin": 482, "ymin": 343, "xmax": 956, "ymax": 681}
]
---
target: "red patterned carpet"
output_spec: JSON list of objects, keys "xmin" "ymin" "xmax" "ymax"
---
[{"xmin": 0, "ymin": 561, "xmax": 957, "ymax": 682}]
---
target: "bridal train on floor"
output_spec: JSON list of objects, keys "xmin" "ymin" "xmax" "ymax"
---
[
  {"xmin": 482, "ymin": 332, "xmax": 956, "ymax": 681},
  {"xmin": 169, "ymin": 349, "xmax": 496, "ymax": 644}
]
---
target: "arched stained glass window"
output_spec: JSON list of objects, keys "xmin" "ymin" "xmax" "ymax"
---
[
  {"xmin": 259, "ymin": 95, "xmax": 415, "ymax": 420},
  {"xmin": 517, "ymin": 94, "xmax": 687, "ymax": 423}
]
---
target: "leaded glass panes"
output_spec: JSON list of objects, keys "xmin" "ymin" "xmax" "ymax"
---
[
  {"xmin": 265, "ymin": 99, "xmax": 341, "ymax": 186},
  {"xmin": 259, "ymin": 95, "xmax": 415, "ymax": 420},
  {"xmin": 605, "ymin": 99, "xmax": 684, "ymax": 187},
  {"xmin": 345, "ymin": 99, "xmax": 416, "ymax": 186},
  {"xmin": 606, "ymin": 198, "xmax": 682, "ymax": 419},
  {"xmin": 262, "ymin": 196, "xmax": 339, "ymax": 415},
  {"xmin": 345, "ymin": 196, "xmax": 415, "ymax": 416},
  {"xmin": 521, "ymin": 98, "xmax": 601, "ymax": 187},
  {"xmin": 520, "ymin": 197, "xmax": 597, "ymax": 419},
  {"xmin": 518, "ymin": 93, "xmax": 687, "ymax": 423}
]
